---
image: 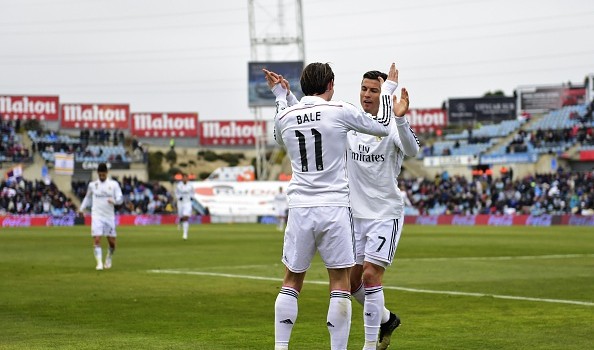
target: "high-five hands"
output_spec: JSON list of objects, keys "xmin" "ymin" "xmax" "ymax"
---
[
  {"xmin": 393, "ymin": 88, "xmax": 409, "ymax": 117},
  {"xmin": 378, "ymin": 63, "xmax": 399, "ymax": 85},
  {"xmin": 263, "ymin": 69, "xmax": 290, "ymax": 96}
]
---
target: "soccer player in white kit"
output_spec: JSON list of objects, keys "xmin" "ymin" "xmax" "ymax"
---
[
  {"xmin": 175, "ymin": 173, "xmax": 194, "ymax": 240},
  {"xmin": 347, "ymin": 69, "xmax": 420, "ymax": 350},
  {"xmin": 78, "ymin": 163, "xmax": 123, "ymax": 270},
  {"xmin": 273, "ymin": 186, "xmax": 288, "ymax": 231},
  {"xmin": 264, "ymin": 62, "xmax": 402, "ymax": 350}
]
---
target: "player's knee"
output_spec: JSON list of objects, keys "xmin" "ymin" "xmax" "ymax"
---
[{"xmin": 362, "ymin": 267, "xmax": 383, "ymax": 287}]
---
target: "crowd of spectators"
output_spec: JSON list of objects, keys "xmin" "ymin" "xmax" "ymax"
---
[
  {"xmin": 402, "ymin": 169, "xmax": 594, "ymax": 216},
  {"xmin": 30, "ymin": 129, "xmax": 132, "ymax": 164},
  {"xmin": 0, "ymin": 176, "xmax": 76, "ymax": 215},
  {"xmin": 79, "ymin": 129, "xmax": 125, "ymax": 147},
  {"xmin": 72, "ymin": 176, "xmax": 174, "ymax": 215},
  {"xmin": 506, "ymin": 126, "xmax": 594, "ymax": 154},
  {"xmin": 1, "ymin": 117, "xmax": 31, "ymax": 163}
]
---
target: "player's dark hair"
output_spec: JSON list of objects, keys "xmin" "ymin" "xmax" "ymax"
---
[
  {"xmin": 363, "ymin": 70, "xmax": 387, "ymax": 81},
  {"xmin": 97, "ymin": 162, "xmax": 108, "ymax": 173},
  {"xmin": 300, "ymin": 62, "xmax": 334, "ymax": 96}
]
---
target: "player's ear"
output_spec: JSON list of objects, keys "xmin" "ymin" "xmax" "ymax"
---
[{"xmin": 326, "ymin": 79, "xmax": 334, "ymax": 92}]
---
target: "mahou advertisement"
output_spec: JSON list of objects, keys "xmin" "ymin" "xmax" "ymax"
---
[
  {"xmin": 131, "ymin": 112, "xmax": 199, "ymax": 137},
  {"xmin": 61, "ymin": 103, "xmax": 130, "ymax": 129},
  {"xmin": 0, "ymin": 95, "xmax": 60, "ymax": 121},
  {"xmin": 199, "ymin": 120, "xmax": 265, "ymax": 146},
  {"xmin": 404, "ymin": 108, "xmax": 447, "ymax": 133}
]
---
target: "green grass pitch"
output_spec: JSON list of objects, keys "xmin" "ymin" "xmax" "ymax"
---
[{"xmin": 1, "ymin": 224, "xmax": 593, "ymax": 349}]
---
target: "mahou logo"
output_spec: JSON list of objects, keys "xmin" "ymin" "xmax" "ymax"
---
[
  {"xmin": 405, "ymin": 109, "xmax": 446, "ymax": 133},
  {"xmin": 0, "ymin": 95, "xmax": 59, "ymax": 121},
  {"xmin": 61, "ymin": 104, "xmax": 130, "ymax": 129},
  {"xmin": 131, "ymin": 113, "xmax": 198, "ymax": 137},
  {"xmin": 199, "ymin": 121, "xmax": 265, "ymax": 146}
]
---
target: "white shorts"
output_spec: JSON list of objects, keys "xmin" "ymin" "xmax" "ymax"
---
[
  {"xmin": 276, "ymin": 207, "xmax": 287, "ymax": 218},
  {"xmin": 282, "ymin": 206, "xmax": 355, "ymax": 273},
  {"xmin": 91, "ymin": 217, "xmax": 117, "ymax": 237},
  {"xmin": 353, "ymin": 214, "xmax": 404, "ymax": 268},
  {"xmin": 178, "ymin": 202, "xmax": 192, "ymax": 217}
]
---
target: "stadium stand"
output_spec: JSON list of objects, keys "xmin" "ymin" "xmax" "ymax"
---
[
  {"xmin": 72, "ymin": 176, "xmax": 175, "ymax": 214},
  {"xmin": 1, "ymin": 119, "xmax": 32, "ymax": 164},
  {"xmin": 29, "ymin": 130, "xmax": 131, "ymax": 164},
  {"xmin": 401, "ymin": 169, "xmax": 594, "ymax": 216},
  {"xmin": 0, "ymin": 176, "xmax": 76, "ymax": 215}
]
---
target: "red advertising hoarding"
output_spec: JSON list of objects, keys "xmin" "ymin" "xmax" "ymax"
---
[
  {"xmin": 199, "ymin": 120, "xmax": 265, "ymax": 146},
  {"xmin": 131, "ymin": 112, "xmax": 198, "ymax": 137},
  {"xmin": 579, "ymin": 150, "xmax": 594, "ymax": 161},
  {"xmin": 404, "ymin": 108, "xmax": 447, "ymax": 133},
  {"xmin": 0, "ymin": 95, "xmax": 60, "ymax": 121},
  {"xmin": 61, "ymin": 103, "xmax": 130, "ymax": 129}
]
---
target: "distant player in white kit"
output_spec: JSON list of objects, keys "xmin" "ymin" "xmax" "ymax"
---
[
  {"xmin": 78, "ymin": 162, "xmax": 123, "ymax": 270},
  {"xmin": 175, "ymin": 173, "xmax": 194, "ymax": 240},
  {"xmin": 273, "ymin": 186, "xmax": 288, "ymax": 231},
  {"xmin": 347, "ymin": 69, "xmax": 419, "ymax": 350},
  {"xmin": 264, "ymin": 62, "xmax": 402, "ymax": 350}
]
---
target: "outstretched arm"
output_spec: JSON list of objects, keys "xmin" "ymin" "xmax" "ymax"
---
[
  {"xmin": 263, "ymin": 69, "xmax": 298, "ymax": 110},
  {"xmin": 393, "ymin": 88, "xmax": 420, "ymax": 156}
]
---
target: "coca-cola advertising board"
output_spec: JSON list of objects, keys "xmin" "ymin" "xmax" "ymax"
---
[
  {"xmin": 404, "ymin": 108, "xmax": 447, "ymax": 133},
  {"xmin": 199, "ymin": 120, "xmax": 265, "ymax": 146},
  {"xmin": 131, "ymin": 112, "xmax": 198, "ymax": 137},
  {"xmin": 61, "ymin": 103, "xmax": 129, "ymax": 129},
  {"xmin": 0, "ymin": 95, "xmax": 59, "ymax": 121}
]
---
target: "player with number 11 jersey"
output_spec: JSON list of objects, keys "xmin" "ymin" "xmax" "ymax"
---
[{"xmin": 273, "ymin": 78, "xmax": 397, "ymax": 209}]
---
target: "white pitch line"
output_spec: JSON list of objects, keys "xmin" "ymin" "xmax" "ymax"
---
[
  {"xmin": 200, "ymin": 254, "xmax": 594, "ymax": 271},
  {"xmin": 397, "ymin": 253, "xmax": 594, "ymax": 262},
  {"xmin": 147, "ymin": 269, "xmax": 594, "ymax": 307}
]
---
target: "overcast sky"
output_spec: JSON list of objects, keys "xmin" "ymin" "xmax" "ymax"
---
[{"xmin": 1, "ymin": 0, "xmax": 593, "ymax": 121}]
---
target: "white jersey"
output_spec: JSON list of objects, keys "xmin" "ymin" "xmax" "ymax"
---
[
  {"xmin": 347, "ymin": 117, "xmax": 420, "ymax": 219},
  {"xmin": 80, "ymin": 178, "xmax": 123, "ymax": 221},
  {"xmin": 273, "ymin": 192, "xmax": 288, "ymax": 215},
  {"xmin": 274, "ymin": 81, "xmax": 396, "ymax": 208},
  {"xmin": 175, "ymin": 181, "xmax": 194, "ymax": 205}
]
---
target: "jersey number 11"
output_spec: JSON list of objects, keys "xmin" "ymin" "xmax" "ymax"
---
[{"xmin": 295, "ymin": 128, "xmax": 324, "ymax": 172}]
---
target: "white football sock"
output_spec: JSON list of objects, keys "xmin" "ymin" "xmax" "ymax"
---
[
  {"xmin": 94, "ymin": 246, "xmax": 102, "ymax": 264},
  {"xmin": 364, "ymin": 286, "xmax": 384, "ymax": 344},
  {"xmin": 182, "ymin": 221, "xmax": 189, "ymax": 238},
  {"xmin": 327, "ymin": 290, "xmax": 351, "ymax": 350},
  {"xmin": 352, "ymin": 282, "xmax": 365, "ymax": 306},
  {"xmin": 275, "ymin": 287, "xmax": 299, "ymax": 349},
  {"xmin": 381, "ymin": 307, "xmax": 391, "ymax": 324}
]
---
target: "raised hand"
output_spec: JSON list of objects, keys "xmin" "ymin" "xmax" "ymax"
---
[
  {"xmin": 387, "ymin": 63, "xmax": 399, "ymax": 84},
  {"xmin": 263, "ymin": 69, "xmax": 282, "ymax": 89},
  {"xmin": 263, "ymin": 69, "xmax": 290, "ymax": 96},
  {"xmin": 393, "ymin": 88, "xmax": 409, "ymax": 117}
]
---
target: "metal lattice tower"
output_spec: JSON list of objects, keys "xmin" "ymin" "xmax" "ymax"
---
[{"xmin": 248, "ymin": 0, "xmax": 305, "ymax": 180}]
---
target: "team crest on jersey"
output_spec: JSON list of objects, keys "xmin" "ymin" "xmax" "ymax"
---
[{"xmin": 376, "ymin": 136, "xmax": 383, "ymax": 141}]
